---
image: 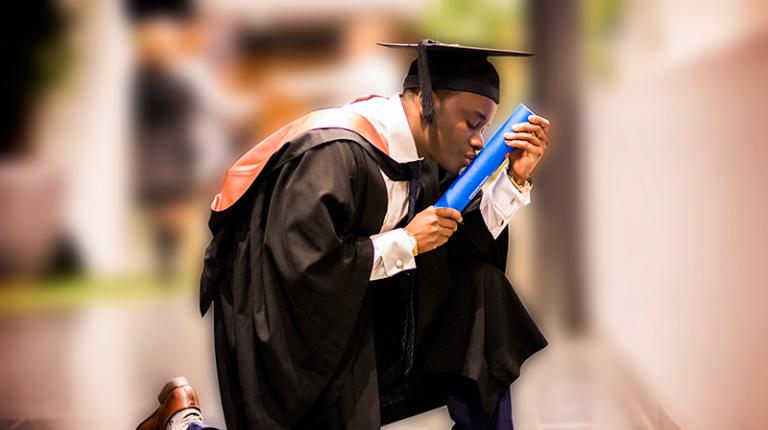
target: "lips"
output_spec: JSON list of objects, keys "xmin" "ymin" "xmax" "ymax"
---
[{"xmin": 463, "ymin": 153, "xmax": 476, "ymax": 166}]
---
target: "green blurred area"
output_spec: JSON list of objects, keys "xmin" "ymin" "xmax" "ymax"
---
[
  {"xmin": 422, "ymin": 0, "xmax": 528, "ymax": 48},
  {"xmin": 0, "ymin": 276, "xmax": 197, "ymax": 313},
  {"xmin": 584, "ymin": 0, "xmax": 624, "ymax": 79},
  {"xmin": 420, "ymin": 0, "xmax": 534, "ymax": 123}
]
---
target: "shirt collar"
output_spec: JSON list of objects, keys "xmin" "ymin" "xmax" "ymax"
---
[{"xmin": 343, "ymin": 93, "xmax": 422, "ymax": 163}]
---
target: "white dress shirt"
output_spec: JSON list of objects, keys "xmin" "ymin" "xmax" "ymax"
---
[{"xmin": 342, "ymin": 94, "xmax": 531, "ymax": 281}]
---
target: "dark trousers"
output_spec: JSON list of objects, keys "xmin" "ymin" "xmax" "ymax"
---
[{"xmin": 446, "ymin": 386, "xmax": 513, "ymax": 430}]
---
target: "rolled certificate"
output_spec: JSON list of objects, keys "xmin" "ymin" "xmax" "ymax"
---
[{"xmin": 435, "ymin": 103, "xmax": 534, "ymax": 212}]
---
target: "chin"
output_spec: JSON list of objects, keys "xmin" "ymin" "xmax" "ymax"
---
[
  {"xmin": 448, "ymin": 166, "xmax": 464, "ymax": 175},
  {"xmin": 454, "ymin": 159, "xmax": 471, "ymax": 174},
  {"xmin": 435, "ymin": 158, "xmax": 464, "ymax": 175}
]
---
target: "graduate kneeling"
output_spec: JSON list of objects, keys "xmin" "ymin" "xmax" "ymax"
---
[{"xmin": 200, "ymin": 40, "xmax": 551, "ymax": 429}]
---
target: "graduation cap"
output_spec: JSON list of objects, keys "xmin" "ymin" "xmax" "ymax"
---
[
  {"xmin": 378, "ymin": 39, "xmax": 533, "ymax": 123},
  {"xmin": 124, "ymin": 0, "xmax": 194, "ymax": 22}
]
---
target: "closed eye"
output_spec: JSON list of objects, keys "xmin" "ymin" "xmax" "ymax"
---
[
  {"xmin": 468, "ymin": 121, "xmax": 489, "ymax": 135},
  {"xmin": 471, "ymin": 110, "xmax": 489, "ymax": 131}
]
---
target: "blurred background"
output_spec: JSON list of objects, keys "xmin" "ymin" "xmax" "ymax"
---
[{"xmin": 1, "ymin": 0, "xmax": 766, "ymax": 428}]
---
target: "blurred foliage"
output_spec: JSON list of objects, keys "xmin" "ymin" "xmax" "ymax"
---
[
  {"xmin": 0, "ymin": 276, "xmax": 196, "ymax": 313},
  {"xmin": 420, "ymin": 0, "xmax": 626, "ymax": 83},
  {"xmin": 421, "ymin": 0, "xmax": 528, "ymax": 49},
  {"xmin": 584, "ymin": 0, "xmax": 624, "ymax": 80},
  {"xmin": 420, "ymin": 0, "xmax": 531, "ymax": 119},
  {"xmin": 20, "ymin": 0, "xmax": 72, "ymax": 103}
]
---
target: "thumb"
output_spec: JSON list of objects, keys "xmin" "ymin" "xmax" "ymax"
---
[{"xmin": 435, "ymin": 207, "xmax": 463, "ymax": 223}]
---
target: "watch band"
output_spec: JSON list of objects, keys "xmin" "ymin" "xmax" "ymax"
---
[
  {"xmin": 404, "ymin": 229, "xmax": 419, "ymax": 256},
  {"xmin": 506, "ymin": 165, "xmax": 532, "ymax": 192}
]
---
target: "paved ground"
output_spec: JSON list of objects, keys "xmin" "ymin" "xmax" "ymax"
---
[
  {"xmin": 0, "ymin": 289, "xmax": 224, "ymax": 429},
  {"xmin": 384, "ymin": 335, "xmax": 677, "ymax": 430},
  {"xmin": 0, "ymin": 287, "xmax": 677, "ymax": 429}
]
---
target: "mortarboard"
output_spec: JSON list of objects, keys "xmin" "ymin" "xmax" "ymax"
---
[
  {"xmin": 124, "ymin": 0, "xmax": 194, "ymax": 22},
  {"xmin": 378, "ymin": 39, "xmax": 532, "ymax": 123}
]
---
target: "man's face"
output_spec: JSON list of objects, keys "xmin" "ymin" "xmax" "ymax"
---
[{"xmin": 428, "ymin": 91, "xmax": 498, "ymax": 174}]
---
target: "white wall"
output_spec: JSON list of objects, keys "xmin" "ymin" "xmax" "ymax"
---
[
  {"xmin": 39, "ymin": 0, "xmax": 134, "ymax": 275},
  {"xmin": 584, "ymin": 1, "xmax": 768, "ymax": 428}
]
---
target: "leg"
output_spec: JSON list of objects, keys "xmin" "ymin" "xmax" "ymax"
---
[
  {"xmin": 186, "ymin": 424, "xmax": 220, "ymax": 430},
  {"xmin": 445, "ymin": 378, "xmax": 513, "ymax": 430},
  {"xmin": 492, "ymin": 388, "xmax": 513, "ymax": 430}
]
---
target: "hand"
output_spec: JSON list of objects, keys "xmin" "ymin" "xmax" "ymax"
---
[
  {"xmin": 504, "ymin": 114, "xmax": 551, "ymax": 182},
  {"xmin": 404, "ymin": 206, "xmax": 463, "ymax": 254}
]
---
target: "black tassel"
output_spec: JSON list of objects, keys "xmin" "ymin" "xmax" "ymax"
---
[
  {"xmin": 417, "ymin": 39, "xmax": 435, "ymax": 123},
  {"xmin": 401, "ymin": 280, "xmax": 416, "ymax": 377},
  {"xmin": 400, "ymin": 160, "xmax": 422, "ymax": 378}
]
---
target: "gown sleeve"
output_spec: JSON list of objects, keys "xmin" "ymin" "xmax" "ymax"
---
[
  {"xmin": 207, "ymin": 141, "xmax": 375, "ymax": 429},
  {"xmin": 227, "ymin": 141, "xmax": 377, "ymax": 426}
]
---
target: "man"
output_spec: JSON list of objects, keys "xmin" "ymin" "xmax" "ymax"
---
[{"xmin": 200, "ymin": 39, "xmax": 550, "ymax": 429}]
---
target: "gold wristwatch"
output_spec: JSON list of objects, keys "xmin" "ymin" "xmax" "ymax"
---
[
  {"xmin": 506, "ymin": 166, "xmax": 532, "ymax": 193},
  {"xmin": 404, "ymin": 229, "xmax": 419, "ymax": 256}
]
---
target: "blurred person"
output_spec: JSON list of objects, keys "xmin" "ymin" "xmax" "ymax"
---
[
  {"xmin": 262, "ymin": 17, "xmax": 404, "ymax": 108},
  {"xmin": 129, "ymin": 0, "xmax": 243, "ymax": 280},
  {"xmin": 230, "ymin": 25, "xmax": 342, "ymax": 143},
  {"xmin": 176, "ymin": 17, "xmax": 259, "ymax": 197},
  {"xmin": 200, "ymin": 40, "xmax": 551, "ymax": 429}
]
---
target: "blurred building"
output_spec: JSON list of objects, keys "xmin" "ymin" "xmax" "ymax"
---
[
  {"xmin": 580, "ymin": 0, "xmax": 768, "ymax": 428},
  {"xmin": 1, "ymin": 0, "xmax": 767, "ymax": 428}
]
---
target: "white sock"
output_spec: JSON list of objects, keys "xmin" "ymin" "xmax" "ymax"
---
[{"xmin": 165, "ymin": 408, "xmax": 204, "ymax": 430}]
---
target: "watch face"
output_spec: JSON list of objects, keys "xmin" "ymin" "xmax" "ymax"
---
[{"xmin": 165, "ymin": 408, "xmax": 204, "ymax": 430}]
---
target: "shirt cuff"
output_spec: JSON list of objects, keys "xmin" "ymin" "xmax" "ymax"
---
[
  {"xmin": 480, "ymin": 171, "xmax": 532, "ymax": 238},
  {"xmin": 369, "ymin": 228, "xmax": 417, "ymax": 281},
  {"xmin": 494, "ymin": 171, "xmax": 532, "ymax": 215}
]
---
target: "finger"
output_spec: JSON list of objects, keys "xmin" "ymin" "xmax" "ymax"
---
[
  {"xmin": 437, "ymin": 217, "xmax": 458, "ymax": 229},
  {"xmin": 435, "ymin": 207, "xmax": 463, "ymax": 223},
  {"xmin": 511, "ymin": 123, "xmax": 544, "ymax": 138},
  {"xmin": 506, "ymin": 138, "xmax": 543, "ymax": 152},
  {"xmin": 528, "ymin": 115, "xmax": 550, "ymax": 131},
  {"xmin": 438, "ymin": 223, "xmax": 458, "ymax": 236},
  {"xmin": 435, "ymin": 236, "xmax": 449, "ymax": 248},
  {"xmin": 507, "ymin": 140, "xmax": 544, "ymax": 155},
  {"xmin": 438, "ymin": 226, "xmax": 455, "ymax": 238},
  {"xmin": 505, "ymin": 132, "xmax": 543, "ymax": 147}
]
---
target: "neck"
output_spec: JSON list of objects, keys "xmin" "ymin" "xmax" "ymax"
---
[{"xmin": 400, "ymin": 92, "xmax": 431, "ymax": 158}]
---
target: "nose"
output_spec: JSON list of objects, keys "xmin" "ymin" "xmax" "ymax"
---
[{"xmin": 469, "ymin": 133, "xmax": 484, "ymax": 151}]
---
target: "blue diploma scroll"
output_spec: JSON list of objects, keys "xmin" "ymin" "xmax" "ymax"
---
[{"xmin": 435, "ymin": 103, "xmax": 535, "ymax": 212}]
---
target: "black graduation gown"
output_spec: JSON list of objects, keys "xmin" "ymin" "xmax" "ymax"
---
[{"xmin": 200, "ymin": 128, "xmax": 548, "ymax": 429}]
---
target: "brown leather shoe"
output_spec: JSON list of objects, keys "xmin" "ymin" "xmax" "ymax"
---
[{"xmin": 136, "ymin": 377, "xmax": 204, "ymax": 430}]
